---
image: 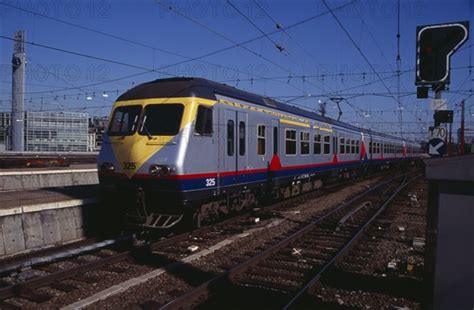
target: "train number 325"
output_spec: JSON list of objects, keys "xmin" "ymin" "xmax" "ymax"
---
[{"xmin": 205, "ymin": 178, "xmax": 216, "ymax": 187}]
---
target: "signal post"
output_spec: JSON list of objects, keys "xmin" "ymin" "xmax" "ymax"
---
[{"xmin": 415, "ymin": 21, "xmax": 473, "ymax": 310}]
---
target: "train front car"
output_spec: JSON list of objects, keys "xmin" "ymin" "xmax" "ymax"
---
[{"xmin": 98, "ymin": 78, "xmax": 216, "ymax": 230}]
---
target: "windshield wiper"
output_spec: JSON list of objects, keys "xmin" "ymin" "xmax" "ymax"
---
[
  {"xmin": 143, "ymin": 124, "xmax": 153, "ymax": 140},
  {"xmin": 140, "ymin": 116, "xmax": 153, "ymax": 140}
]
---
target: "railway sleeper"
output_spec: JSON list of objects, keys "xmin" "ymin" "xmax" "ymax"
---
[
  {"xmin": 18, "ymin": 288, "xmax": 51, "ymax": 303},
  {"xmin": 49, "ymin": 281, "xmax": 76, "ymax": 293},
  {"xmin": 273, "ymin": 253, "xmax": 325, "ymax": 266},
  {"xmin": 262, "ymin": 260, "xmax": 313, "ymax": 273},
  {"xmin": 237, "ymin": 275, "xmax": 302, "ymax": 293},
  {"xmin": 321, "ymin": 268, "xmax": 423, "ymax": 301},
  {"xmin": 248, "ymin": 266, "xmax": 304, "ymax": 282}
]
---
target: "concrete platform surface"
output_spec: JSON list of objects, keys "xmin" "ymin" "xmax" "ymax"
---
[
  {"xmin": 0, "ymin": 185, "xmax": 98, "ymax": 215},
  {"xmin": 0, "ymin": 165, "xmax": 98, "ymax": 191},
  {"xmin": 0, "ymin": 163, "xmax": 96, "ymax": 173}
]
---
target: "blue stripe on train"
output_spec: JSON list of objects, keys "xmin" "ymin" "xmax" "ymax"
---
[{"xmin": 178, "ymin": 158, "xmax": 410, "ymax": 191}]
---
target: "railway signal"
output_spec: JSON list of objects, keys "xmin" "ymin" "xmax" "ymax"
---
[
  {"xmin": 414, "ymin": 21, "xmax": 469, "ymax": 157},
  {"xmin": 416, "ymin": 21, "xmax": 469, "ymax": 85}
]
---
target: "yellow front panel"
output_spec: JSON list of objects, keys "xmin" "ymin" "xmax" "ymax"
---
[{"xmin": 108, "ymin": 97, "xmax": 215, "ymax": 178}]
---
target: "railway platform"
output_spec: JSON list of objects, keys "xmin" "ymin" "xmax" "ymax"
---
[
  {"xmin": 424, "ymin": 154, "xmax": 474, "ymax": 310},
  {"xmin": 0, "ymin": 164, "xmax": 98, "ymax": 191},
  {"xmin": 0, "ymin": 185, "xmax": 99, "ymax": 258}
]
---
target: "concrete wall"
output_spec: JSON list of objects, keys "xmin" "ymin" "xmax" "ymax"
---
[
  {"xmin": 0, "ymin": 201, "xmax": 97, "ymax": 257},
  {"xmin": 0, "ymin": 169, "xmax": 98, "ymax": 191}
]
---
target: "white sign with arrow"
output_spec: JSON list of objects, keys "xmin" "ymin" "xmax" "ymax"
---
[{"xmin": 428, "ymin": 138, "xmax": 447, "ymax": 157}]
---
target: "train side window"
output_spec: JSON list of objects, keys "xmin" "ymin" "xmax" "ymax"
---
[
  {"xmin": 314, "ymin": 134, "xmax": 321, "ymax": 154},
  {"xmin": 346, "ymin": 139, "xmax": 350, "ymax": 154},
  {"xmin": 324, "ymin": 136, "xmax": 331, "ymax": 154},
  {"xmin": 356, "ymin": 140, "xmax": 360, "ymax": 153},
  {"xmin": 301, "ymin": 131, "xmax": 310, "ymax": 155},
  {"xmin": 239, "ymin": 121, "xmax": 246, "ymax": 156},
  {"xmin": 227, "ymin": 120, "xmax": 234, "ymax": 156},
  {"xmin": 194, "ymin": 106, "xmax": 213, "ymax": 135},
  {"xmin": 285, "ymin": 129, "xmax": 296, "ymax": 155},
  {"xmin": 351, "ymin": 140, "xmax": 355, "ymax": 154},
  {"xmin": 273, "ymin": 127, "xmax": 278, "ymax": 154},
  {"xmin": 340, "ymin": 137, "xmax": 345, "ymax": 154},
  {"xmin": 257, "ymin": 125, "xmax": 266, "ymax": 155}
]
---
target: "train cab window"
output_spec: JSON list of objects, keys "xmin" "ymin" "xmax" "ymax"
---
[
  {"xmin": 340, "ymin": 138, "xmax": 345, "ymax": 154},
  {"xmin": 356, "ymin": 140, "xmax": 360, "ymax": 153},
  {"xmin": 139, "ymin": 104, "xmax": 184, "ymax": 136},
  {"xmin": 109, "ymin": 105, "xmax": 141, "ymax": 136},
  {"xmin": 285, "ymin": 129, "xmax": 297, "ymax": 155},
  {"xmin": 227, "ymin": 120, "xmax": 234, "ymax": 156},
  {"xmin": 239, "ymin": 121, "xmax": 246, "ymax": 156},
  {"xmin": 194, "ymin": 105, "xmax": 213, "ymax": 136},
  {"xmin": 273, "ymin": 127, "xmax": 278, "ymax": 154},
  {"xmin": 324, "ymin": 136, "xmax": 331, "ymax": 154},
  {"xmin": 314, "ymin": 134, "xmax": 321, "ymax": 154},
  {"xmin": 351, "ymin": 140, "xmax": 355, "ymax": 154},
  {"xmin": 301, "ymin": 132, "xmax": 310, "ymax": 155},
  {"xmin": 257, "ymin": 125, "xmax": 266, "ymax": 155}
]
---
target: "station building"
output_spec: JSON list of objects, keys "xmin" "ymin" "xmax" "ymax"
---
[{"xmin": 0, "ymin": 111, "xmax": 89, "ymax": 152}]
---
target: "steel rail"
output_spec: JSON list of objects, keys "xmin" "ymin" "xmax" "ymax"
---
[
  {"xmin": 159, "ymin": 173, "xmax": 411, "ymax": 309},
  {"xmin": 283, "ymin": 174, "xmax": 419, "ymax": 309}
]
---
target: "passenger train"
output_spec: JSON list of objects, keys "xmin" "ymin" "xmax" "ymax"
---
[{"xmin": 98, "ymin": 77, "xmax": 421, "ymax": 229}]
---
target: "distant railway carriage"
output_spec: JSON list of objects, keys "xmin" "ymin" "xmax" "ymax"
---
[{"xmin": 98, "ymin": 78, "xmax": 421, "ymax": 229}]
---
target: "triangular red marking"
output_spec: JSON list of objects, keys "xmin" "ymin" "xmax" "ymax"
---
[{"xmin": 269, "ymin": 154, "xmax": 282, "ymax": 171}]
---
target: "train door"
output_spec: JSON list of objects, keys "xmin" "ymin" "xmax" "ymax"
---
[
  {"xmin": 268, "ymin": 119, "xmax": 280, "ymax": 184},
  {"xmin": 222, "ymin": 109, "xmax": 247, "ymax": 187},
  {"xmin": 237, "ymin": 111, "xmax": 248, "ymax": 184},
  {"xmin": 271, "ymin": 119, "xmax": 279, "ymax": 157},
  {"xmin": 369, "ymin": 134, "xmax": 373, "ymax": 161}
]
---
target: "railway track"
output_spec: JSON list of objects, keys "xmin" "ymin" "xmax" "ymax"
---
[
  {"xmin": 0, "ymin": 170, "xmax": 404, "ymax": 308},
  {"xmin": 157, "ymin": 173, "xmax": 419, "ymax": 309}
]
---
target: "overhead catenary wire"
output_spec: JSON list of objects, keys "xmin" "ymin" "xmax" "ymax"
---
[
  {"xmin": 0, "ymin": 1, "xmax": 273, "ymax": 82},
  {"xmin": 2, "ymin": 0, "xmax": 359, "ymax": 100},
  {"xmin": 322, "ymin": 0, "xmax": 422, "ymax": 129}
]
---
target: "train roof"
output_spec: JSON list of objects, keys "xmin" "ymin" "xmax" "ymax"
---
[{"xmin": 117, "ymin": 77, "xmax": 416, "ymax": 144}]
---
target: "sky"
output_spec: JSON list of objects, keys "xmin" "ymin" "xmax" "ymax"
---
[{"xmin": 0, "ymin": 0, "xmax": 472, "ymax": 142}]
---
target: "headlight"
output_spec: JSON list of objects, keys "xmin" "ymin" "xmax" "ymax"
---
[
  {"xmin": 149, "ymin": 164, "xmax": 174, "ymax": 177},
  {"xmin": 100, "ymin": 162, "xmax": 115, "ymax": 173},
  {"xmin": 149, "ymin": 164, "xmax": 161, "ymax": 176},
  {"xmin": 160, "ymin": 165, "xmax": 171, "ymax": 176}
]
